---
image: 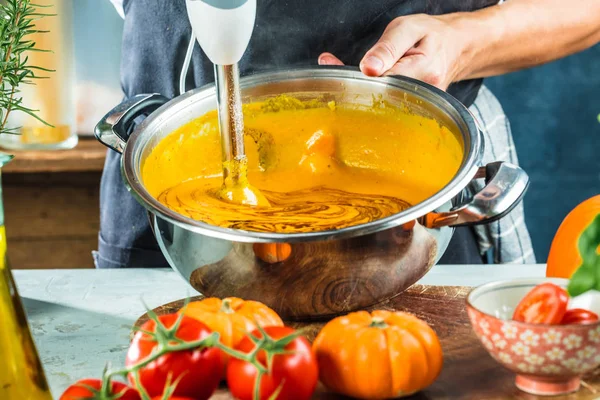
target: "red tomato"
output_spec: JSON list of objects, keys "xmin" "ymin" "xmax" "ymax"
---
[
  {"xmin": 561, "ymin": 308, "xmax": 599, "ymax": 325},
  {"xmin": 151, "ymin": 397, "xmax": 197, "ymax": 400},
  {"xmin": 126, "ymin": 313, "xmax": 222, "ymax": 399},
  {"xmin": 226, "ymin": 326, "xmax": 318, "ymax": 400},
  {"xmin": 60, "ymin": 379, "xmax": 140, "ymax": 400},
  {"xmin": 513, "ymin": 283, "xmax": 569, "ymax": 324}
]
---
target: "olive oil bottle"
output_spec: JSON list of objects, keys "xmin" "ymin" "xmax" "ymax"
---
[{"xmin": 0, "ymin": 153, "xmax": 53, "ymax": 400}]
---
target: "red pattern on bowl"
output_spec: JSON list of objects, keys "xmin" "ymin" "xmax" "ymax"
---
[{"xmin": 466, "ymin": 278, "xmax": 600, "ymax": 396}]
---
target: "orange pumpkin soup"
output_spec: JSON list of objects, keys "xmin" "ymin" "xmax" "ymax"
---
[{"xmin": 142, "ymin": 96, "xmax": 463, "ymax": 233}]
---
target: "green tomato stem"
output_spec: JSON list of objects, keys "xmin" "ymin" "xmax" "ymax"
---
[
  {"xmin": 254, "ymin": 371, "xmax": 263, "ymax": 400},
  {"xmin": 101, "ymin": 298, "xmax": 309, "ymax": 400},
  {"xmin": 107, "ymin": 332, "xmax": 221, "ymax": 379},
  {"xmin": 132, "ymin": 370, "xmax": 151, "ymax": 400},
  {"xmin": 100, "ymin": 364, "xmax": 112, "ymax": 397}
]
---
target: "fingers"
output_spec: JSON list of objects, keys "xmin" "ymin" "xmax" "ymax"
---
[
  {"xmin": 318, "ymin": 52, "xmax": 345, "ymax": 66},
  {"xmin": 384, "ymin": 38, "xmax": 448, "ymax": 89},
  {"xmin": 360, "ymin": 18, "xmax": 425, "ymax": 76},
  {"xmin": 385, "ymin": 56, "xmax": 447, "ymax": 90}
]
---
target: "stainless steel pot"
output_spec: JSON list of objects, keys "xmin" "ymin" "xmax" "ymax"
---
[{"xmin": 95, "ymin": 67, "xmax": 529, "ymax": 320}]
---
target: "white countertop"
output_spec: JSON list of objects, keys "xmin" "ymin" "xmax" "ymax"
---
[{"xmin": 14, "ymin": 265, "xmax": 546, "ymax": 398}]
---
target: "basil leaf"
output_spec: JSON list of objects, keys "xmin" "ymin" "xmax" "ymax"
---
[
  {"xmin": 578, "ymin": 214, "xmax": 600, "ymax": 266},
  {"xmin": 568, "ymin": 264, "xmax": 595, "ymax": 297},
  {"xmin": 596, "ymin": 256, "xmax": 600, "ymax": 292},
  {"xmin": 568, "ymin": 214, "xmax": 600, "ymax": 297}
]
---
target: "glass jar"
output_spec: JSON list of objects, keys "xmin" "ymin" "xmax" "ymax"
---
[{"xmin": 0, "ymin": 0, "xmax": 77, "ymax": 150}]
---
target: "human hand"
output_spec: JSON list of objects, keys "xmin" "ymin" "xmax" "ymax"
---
[{"xmin": 318, "ymin": 13, "xmax": 473, "ymax": 90}]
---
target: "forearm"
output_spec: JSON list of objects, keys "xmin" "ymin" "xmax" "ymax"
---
[{"xmin": 453, "ymin": 0, "xmax": 600, "ymax": 80}]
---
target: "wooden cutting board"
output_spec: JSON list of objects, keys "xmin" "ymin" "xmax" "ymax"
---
[{"xmin": 134, "ymin": 285, "xmax": 600, "ymax": 400}]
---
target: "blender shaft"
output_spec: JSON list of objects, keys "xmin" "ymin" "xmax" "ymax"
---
[{"xmin": 215, "ymin": 63, "xmax": 246, "ymax": 179}]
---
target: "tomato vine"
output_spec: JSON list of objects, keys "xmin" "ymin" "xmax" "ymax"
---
[{"xmin": 86, "ymin": 300, "xmax": 307, "ymax": 400}]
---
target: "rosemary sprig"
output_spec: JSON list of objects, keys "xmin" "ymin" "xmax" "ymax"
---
[{"xmin": 0, "ymin": 0, "xmax": 54, "ymax": 135}]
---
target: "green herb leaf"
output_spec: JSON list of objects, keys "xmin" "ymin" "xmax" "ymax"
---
[
  {"xmin": 0, "ymin": 0, "xmax": 53, "ymax": 134},
  {"xmin": 567, "ymin": 265, "xmax": 595, "ymax": 297},
  {"xmin": 567, "ymin": 214, "xmax": 600, "ymax": 297},
  {"xmin": 579, "ymin": 214, "xmax": 600, "ymax": 265}
]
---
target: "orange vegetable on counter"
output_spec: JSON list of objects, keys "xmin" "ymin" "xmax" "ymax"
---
[
  {"xmin": 312, "ymin": 310, "xmax": 443, "ymax": 399},
  {"xmin": 546, "ymin": 195, "xmax": 600, "ymax": 279},
  {"xmin": 179, "ymin": 297, "xmax": 283, "ymax": 375}
]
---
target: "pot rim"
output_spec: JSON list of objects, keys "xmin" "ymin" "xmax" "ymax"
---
[{"xmin": 121, "ymin": 66, "xmax": 483, "ymax": 243}]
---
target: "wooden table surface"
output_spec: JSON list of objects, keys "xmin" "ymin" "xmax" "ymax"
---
[
  {"xmin": 141, "ymin": 285, "xmax": 600, "ymax": 400},
  {"xmin": 20, "ymin": 265, "xmax": 597, "ymax": 400}
]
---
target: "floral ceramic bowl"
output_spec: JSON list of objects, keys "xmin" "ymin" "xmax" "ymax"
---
[{"xmin": 466, "ymin": 278, "xmax": 600, "ymax": 396}]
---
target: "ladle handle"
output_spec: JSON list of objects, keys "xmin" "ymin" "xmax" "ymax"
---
[
  {"xmin": 95, "ymin": 93, "xmax": 169, "ymax": 153},
  {"xmin": 421, "ymin": 162, "xmax": 530, "ymax": 229}
]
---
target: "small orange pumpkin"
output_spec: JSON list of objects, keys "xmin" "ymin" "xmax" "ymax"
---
[
  {"xmin": 312, "ymin": 310, "xmax": 443, "ymax": 399},
  {"xmin": 253, "ymin": 242, "xmax": 292, "ymax": 263},
  {"xmin": 179, "ymin": 297, "xmax": 283, "ymax": 375},
  {"xmin": 546, "ymin": 195, "xmax": 600, "ymax": 278}
]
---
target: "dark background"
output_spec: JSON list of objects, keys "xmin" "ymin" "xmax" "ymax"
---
[{"xmin": 486, "ymin": 45, "xmax": 600, "ymax": 261}]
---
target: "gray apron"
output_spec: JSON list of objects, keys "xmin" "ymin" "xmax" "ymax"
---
[{"xmin": 95, "ymin": 0, "xmax": 500, "ymax": 268}]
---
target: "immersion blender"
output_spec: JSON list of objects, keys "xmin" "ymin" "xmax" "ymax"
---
[{"xmin": 184, "ymin": 0, "xmax": 268, "ymax": 206}]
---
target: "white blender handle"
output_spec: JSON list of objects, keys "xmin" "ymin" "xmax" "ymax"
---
[{"xmin": 185, "ymin": 0, "xmax": 257, "ymax": 65}]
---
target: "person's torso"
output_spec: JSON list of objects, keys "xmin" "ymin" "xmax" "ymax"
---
[{"xmin": 120, "ymin": 0, "xmax": 498, "ymax": 105}]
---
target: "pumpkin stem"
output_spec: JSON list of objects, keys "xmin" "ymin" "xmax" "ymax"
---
[
  {"xmin": 220, "ymin": 299, "xmax": 234, "ymax": 314},
  {"xmin": 369, "ymin": 317, "xmax": 388, "ymax": 329}
]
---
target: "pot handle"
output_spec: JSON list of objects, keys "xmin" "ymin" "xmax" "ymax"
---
[
  {"xmin": 420, "ymin": 161, "xmax": 530, "ymax": 229},
  {"xmin": 94, "ymin": 93, "xmax": 169, "ymax": 153}
]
